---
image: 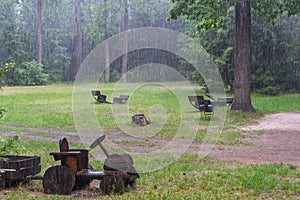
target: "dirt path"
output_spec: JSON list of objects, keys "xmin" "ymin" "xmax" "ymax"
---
[
  {"xmin": 1, "ymin": 112, "xmax": 299, "ymax": 167},
  {"xmin": 208, "ymin": 112, "xmax": 300, "ymax": 166}
]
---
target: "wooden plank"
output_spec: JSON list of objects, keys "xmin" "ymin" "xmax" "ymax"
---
[
  {"xmin": 0, "ymin": 156, "xmax": 40, "ymax": 170},
  {"xmin": 4, "ymin": 164, "xmax": 41, "ymax": 180}
]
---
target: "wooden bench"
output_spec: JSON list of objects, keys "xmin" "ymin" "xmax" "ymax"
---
[
  {"xmin": 113, "ymin": 95, "xmax": 130, "ymax": 104},
  {"xmin": 91, "ymin": 90, "xmax": 108, "ymax": 103},
  {"xmin": 205, "ymin": 93, "xmax": 234, "ymax": 107},
  {"xmin": 188, "ymin": 96, "xmax": 213, "ymax": 115},
  {"xmin": 216, "ymin": 97, "xmax": 234, "ymax": 106}
]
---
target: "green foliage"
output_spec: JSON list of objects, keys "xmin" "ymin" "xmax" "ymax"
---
[
  {"xmin": 0, "ymin": 62, "xmax": 14, "ymax": 119},
  {"xmin": 0, "ymin": 107, "xmax": 5, "ymax": 120},
  {"xmin": 10, "ymin": 60, "xmax": 50, "ymax": 86},
  {"xmin": 0, "ymin": 62, "xmax": 14, "ymax": 86},
  {"xmin": 170, "ymin": 1, "xmax": 300, "ymax": 94},
  {"xmin": 0, "ymin": 62, "xmax": 14, "ymax": 79},
  {"xmin": 0, "ymin": 136, "xmax": 23, "ymax": 157},
  {"xmin": 168, "ymin": 0, "xmax": 232, "ymax": 30}
]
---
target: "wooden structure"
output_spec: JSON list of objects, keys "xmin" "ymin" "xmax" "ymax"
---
[
  {"xmin": 214, "ymin": 97, "xmax": 234, "ymax": 106},
  {"xmin": 204, "ymin": 93, "xmax": 234, "ymax": 106},
  {"xmin": 92, "ymin": 90, "xmax": 129, "ymax": 104},
  {"xmin": 113, "ymin": 95, "xmax": 130, "ymax": 104},
  {"xmin": 43, "ymin": 137, "xmax": 139, "ymax": 195},
  {"xmin": 132, "ymin": 114, "xmax": 150, "ymax": 126},
  {"xmin": 188, "ymin": 95, "xmax": 234, "ymax": 115},
  {"xmin": 91, "ymin": 90, "xmax": 109, "ymax": 103},
  {"xmin": 188, "ymin": 96, "xmax": 213, "ymax": 115},
  {"xmin": 0, "ymin": 155, "xmax": 41, "ymax": 188}
]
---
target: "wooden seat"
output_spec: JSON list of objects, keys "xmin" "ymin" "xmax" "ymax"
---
[
  {"xmin": 216, "ymin": 97, "xmax": 234, "ymax": 106},
  {"xmin": 205, "ymin": 93, "xmax": 234, "ymax": 107},
  {"xmin": 50, "ymin": 138, "xmax": 89, "ymax": 173},
  {"xmin": 188, "ymin": 96, "xmax": 213, "ymax": 115},
  {"xmin": 113, "ymin": 95, "xmax": 130, "ymax": 104},
  {"xmin": 91, "ymin": 90, "xmax": 107, "ymax": 103}
]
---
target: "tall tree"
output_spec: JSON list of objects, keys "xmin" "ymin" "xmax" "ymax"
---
[
  {"xmin": 104, "ymin": 0, "xmax": 110, "ymax": 82},
  {"xmin": 121, "ymin": 0, "xmax": 129, "ymax": 82},
  {"xmin": 75, "ymin": 0, "xmax": 83, "ymax": 78},
  {"xmin": 169, "ymin": 0, "xmax": 300, "ymax": 112},
  {"xmin": 232, "ymin": 0, "xmax": 254, "ymax": 111},
  {"xmin": 37, "ymin": 0, "xmax": 42, "ymax": 64}
]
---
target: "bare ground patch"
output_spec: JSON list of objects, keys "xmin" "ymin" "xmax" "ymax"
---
[
  {"xmin": 208, "ymin": 112, "xmax": 300, "ymax": 167},
  {"xmin": 1, "ymin": 112, "xmax": 299, "ymax": 167}
]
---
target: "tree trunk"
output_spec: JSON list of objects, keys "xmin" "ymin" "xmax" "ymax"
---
[
  {"xmin": 231, "ymin": 0, "xmax": 255, "ymax": 112},
  {"xmin": 104, "ymin": 0, "xmax": 110, "ymax": 82},
  {"xmin": 37, "ymin": 0, "xmax": 42, "ymax": 64},
  {"xmin": 121, "ymin": 0, "xmax": 129, "ymax": 82},
  {"xmin": 75, "ymin": 0, "xmax": 83, "ymax": 77},
  {"xmin": 105, "ymin": 42, "xmax": 110, "ymax": 82}
]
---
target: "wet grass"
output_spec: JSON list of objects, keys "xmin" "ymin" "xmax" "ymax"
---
[
  {"xmin": 2, "ymin": 153, "xmax": 300, "ymax": 199},
  {"xmin": 0, "ymin": 83, "xmax": 299, "ymax": 199}
]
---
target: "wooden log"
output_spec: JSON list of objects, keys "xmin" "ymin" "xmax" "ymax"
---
[
  {"xmin": 100, "ymin": 171, "xmax": 125, "ymax": 195},
  {"xmin": 132, "ymin": 114, "xmax": 150, "ymax": 126},
  {"xmin": 43, "ymin": 165, "xmax": 75, "ymax": 195}
]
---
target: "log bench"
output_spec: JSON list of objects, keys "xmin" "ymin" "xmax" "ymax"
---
[
  {"xmin": 113, "ymin": 95, "xmax": 130, "ymax": 104},
  {"xmin": 188, "ymin": 96, "xmax": 213, "ymax": 115}
]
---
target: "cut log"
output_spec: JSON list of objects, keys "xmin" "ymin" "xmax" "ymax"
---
[
  {"xmin": 100, "ymin": 171, "xmax": 125, "ymax": 194},
  {"xmin": 43, "ymin": 165, "xmax": 75, "ymax": 195}
]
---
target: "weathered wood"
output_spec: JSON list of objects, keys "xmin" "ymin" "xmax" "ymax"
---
[
  {"xmin": 0, "ymin": 172, "xmax": 5, "ymax": 189},
  {"xmin": 188, "ymin": 96, "xmax": 205, "ymax": 111},
  {"xmin": 0, "ymin": 155, "xmax": 41, "ymax": 187},
  {"xmin": 91, "ymin": 90, "xmax": 107, "ymax": 103},
  {"xmin": 43, "ymin": 165, "xmax": 75, "ymax": 195},
  {"xmin": 113, "ymin": 95, "xmax": 129, "ymax": 104},
  {"xmin": 0, "ymin": 156, "xmax": 40, "ymax": 170},
  {"xmin": 103, "ymin": 154, "xmax": 139, "ymax": 188},
  {"xmin": 132, "ymin": 114, "xmax": 150, "ymax": 126},
  {"xmin": 59, "ymin": 137, "xmax": 69, "ymax": 152},
  {"xmin": 4, "ymin": 164, "xmax": 41, "ymax": 182},
  {"xmin": 100, "ymin": 171, "xmax": 125, "ymax": 194},
  {"xmin": 188, "ymin": 96, "xmax": 213, "ymax": 115},
  {"xmin": 70, "ymin": 148, "xmax": 89, "ymax": 171},
  {"xmin": 104, "ymin": 153, "xmax": 133, "ymax": 172}
]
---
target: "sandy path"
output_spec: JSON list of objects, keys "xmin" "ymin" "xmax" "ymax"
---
[{"xmin": 208, "ymin": 112, "xmax": 300, "ymax": 166}]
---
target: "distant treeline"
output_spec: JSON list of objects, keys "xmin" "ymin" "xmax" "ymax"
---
[{"xmin": 0, "ymin": 0, "xmax": 299, "ymax": 95}]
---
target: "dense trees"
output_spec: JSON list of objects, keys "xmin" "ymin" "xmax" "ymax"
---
[
  {"xmin": 169, "ymin": 0, "xmax": 300, "ymax": 112},
  {"xmin": 1, "ymin": 0, "xmax": 179, "ymax": 84},
  {"xmin": 0, "ymin": 0, "xmax": 299, "ymax": 101}
]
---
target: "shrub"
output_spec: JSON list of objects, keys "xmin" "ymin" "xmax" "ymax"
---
[{"xmin": 10, "ymin": 60, "xmax": 50, "ymax": 86}]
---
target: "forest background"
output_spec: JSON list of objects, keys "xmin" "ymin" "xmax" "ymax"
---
[{"xmin": 0, "ymin": 0, "xmax": 299, "ymax": 96}]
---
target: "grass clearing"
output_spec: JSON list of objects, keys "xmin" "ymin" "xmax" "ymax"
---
[{"xmin": 0, "ymin": 83, "xmax": 299, "ymax": 199}]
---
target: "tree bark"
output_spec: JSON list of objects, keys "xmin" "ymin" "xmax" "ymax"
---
[
  {"xmin": 75, "ymin": 0, "xmax": 83, "ymax": 77},
  {"xmin": 231, "ymin": 0, "xmax": 255, "ymax": 112},
  {"xmin": 37, "ymin": 0, "xmax": 42, "ymax": 64},
  {"xmin": 121, "ymin": 0, "xmax": 129, "ymax": 82},
  {"xmin": 104, "ymin": 0, "xmax": 110, "ymax": 82},
  {"xmin": 105, "ymin": 42, "xmax": 110, "ymax": 82}
]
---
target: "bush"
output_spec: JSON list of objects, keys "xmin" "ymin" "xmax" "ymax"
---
[
  {"xmin": 10, "ymin": 60, "xmax": 50, "ymax": 86},
  {"xmin": 0, "ymin": 136, "xmax": 23, "ymax": 159}
]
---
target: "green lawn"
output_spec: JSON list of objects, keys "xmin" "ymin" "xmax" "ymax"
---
[{"xmin": 0, "ymin": 83, "xmax": 299, "ymax": 199}]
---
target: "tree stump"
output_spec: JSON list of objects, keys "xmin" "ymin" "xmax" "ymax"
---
[
  {"xmin": 132, "ymin": 114, "xmax": 150, "ymax": 126},
  {"xmin": 100, "ymin": 171, "xmax": 125, "ymax": 195},
  {"xmin": 43, "ymin": 165, "xmax": 75, "ymax": 195}
]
